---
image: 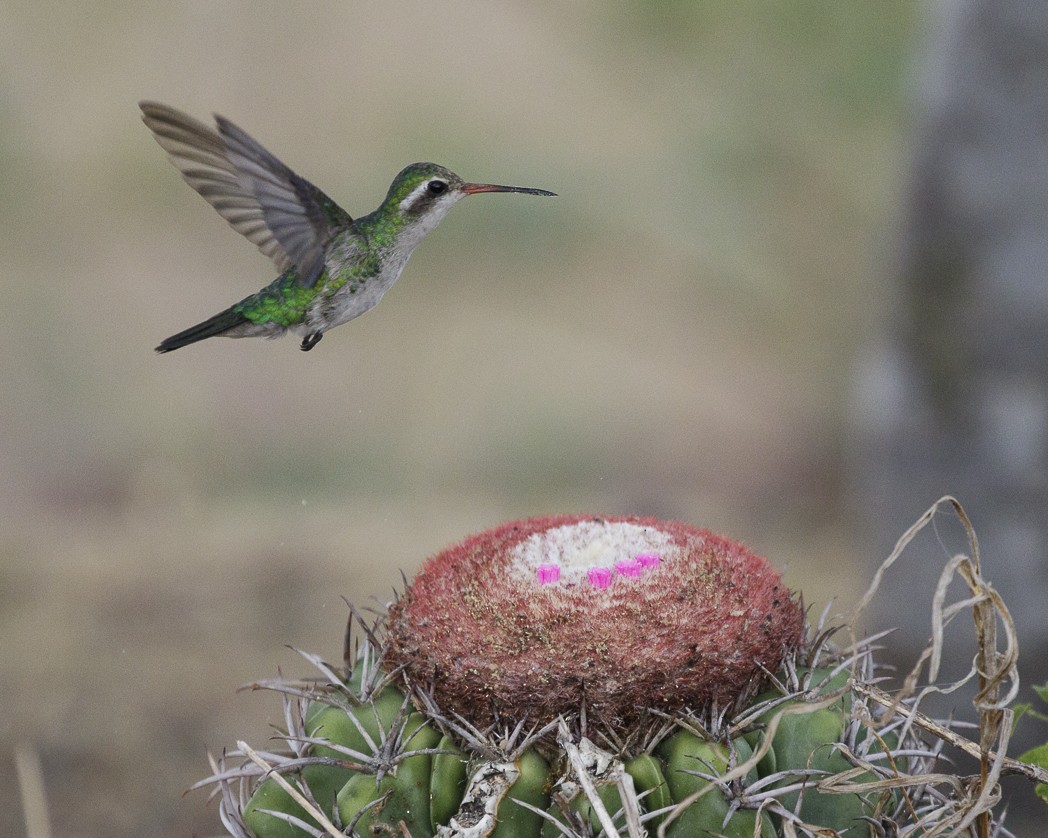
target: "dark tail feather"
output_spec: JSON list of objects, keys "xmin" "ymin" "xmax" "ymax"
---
[{"xmin": 155, "ymin": 308, "xmax": 250, "ymax": 353}]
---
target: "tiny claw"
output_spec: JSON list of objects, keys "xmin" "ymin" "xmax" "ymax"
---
[{"xmin": 300, "ymin": 332, "xmax": 323, "ymax": 351}]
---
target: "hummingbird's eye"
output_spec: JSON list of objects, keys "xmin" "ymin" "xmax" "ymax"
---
[{"xmin": 427, "ymin": 180, "xmax": 448, "ymax": 195}]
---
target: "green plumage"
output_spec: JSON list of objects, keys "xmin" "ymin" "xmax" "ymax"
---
[{"xmin": 234, "ymin": 268, "xmax": 316, "ymax": 328}]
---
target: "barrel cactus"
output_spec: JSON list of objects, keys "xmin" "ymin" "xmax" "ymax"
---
[{"xmin": 200, "ymin": 513, "xmax": 1034, "ymax": 836}]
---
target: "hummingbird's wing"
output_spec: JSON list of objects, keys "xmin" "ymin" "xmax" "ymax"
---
[{"xmin": 140, "ymin": 101, "xmax": 355, "ymax": 288}]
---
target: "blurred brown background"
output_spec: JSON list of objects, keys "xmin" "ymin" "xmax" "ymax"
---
[{"xmin": 3, "ymin": 2, "xmax": 1045, "ymax": 836}]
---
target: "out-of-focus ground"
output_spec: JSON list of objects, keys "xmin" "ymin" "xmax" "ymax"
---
[{"xmin": 6, "ymin": 3, "xmax": 1029, "ymax": 836}]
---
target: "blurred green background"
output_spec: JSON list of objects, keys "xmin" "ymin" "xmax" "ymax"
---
[{"xmin": 1, "ymin": 3, "xmax": 920, "ymax": 835}]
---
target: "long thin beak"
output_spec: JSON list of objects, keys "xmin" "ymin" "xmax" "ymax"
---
[{"xmin": 461, "ymin": 182, "xmax": 557, "ymax": 197}]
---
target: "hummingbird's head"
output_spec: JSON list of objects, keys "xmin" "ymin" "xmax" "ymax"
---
[{"xmin": 385, "ymin": 162, "xmax": 556, "ymax": 237}]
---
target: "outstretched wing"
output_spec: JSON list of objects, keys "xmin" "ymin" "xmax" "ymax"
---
[{"xmin": 140, "ymin": 101, "xmax": 355, "ymax": 288}]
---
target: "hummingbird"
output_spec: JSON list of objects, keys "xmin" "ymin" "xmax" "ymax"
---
[{"xmin": 140, "ymin": 102, "xmax": 555, "ymax": 353}]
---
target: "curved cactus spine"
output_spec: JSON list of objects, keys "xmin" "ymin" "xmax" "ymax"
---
[
  {"xmin": 543, "ymin": 729, "xmax": 639, "ymax": 838},
  {"xmin": 240, "ymin": 684, "xmax": 411, "ymax": 836},
  {"xmin": 298, "ymin": 684, "xmax": 407, "ymax": 820},
  {"xmin": 335, "ymin": 713, "xmax": 442, "ymax": 834},
  {"xmin": 656, "ymin": 730, "xmax": 775, "ymax": 837},
  {"xmin": 741, "ymin": 664, "xmax": 902, "ymax": 830},
  {"xmin": 241, "ymin": 777, "xmax": 313, "ymax": 838}
]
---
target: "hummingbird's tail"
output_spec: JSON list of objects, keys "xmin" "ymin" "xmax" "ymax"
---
[{"xmin": 155, "ymin": 307, "xmax": 251, "ymax": 353}]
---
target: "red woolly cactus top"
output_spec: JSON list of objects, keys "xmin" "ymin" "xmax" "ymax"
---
[{"xmin": 385, "ymin": 515, "xmax": 804, "ymax": 735}]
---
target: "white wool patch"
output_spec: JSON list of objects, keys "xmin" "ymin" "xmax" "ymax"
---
[{"xmin": 508, "ymin": 520, "xmax": 675, "ymax": 586}]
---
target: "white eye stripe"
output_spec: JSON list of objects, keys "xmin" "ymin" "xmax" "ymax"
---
[{"xmin": 399, "ymin": 180, "xmax": 445, "ymax": 212}]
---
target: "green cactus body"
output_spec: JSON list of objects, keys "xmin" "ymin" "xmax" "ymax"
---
[
  {"xmin": 242, "ymin": 776, "xmax": 312, "ymax": 838},
  {"xmin": 334, "ymin": 771, "xmax": 397, "ymax": 832},
  {"xmin": 745, "ymin": 668, "xmax": 847, "ymax": 776},
  {"xmin": 301, "ymin": 685, "xmax": 407, "ymax": 819},
  {"xmin": 242, "ymin": 684, "xmax": 413, "ymax": 837},
  {"xmin": 430, "ymin": 734, "xmax": 470, "ymax": 832},
  {"xmin": 491, "ymin": 748, "xmax": 551, "ymax": 837},
  {"xmin": 540, "ymin": 753, "xmax": 672, "ymax": 837},
  {"xmin": 750, "ymin": 668, "xmax": 895, "ymax": 829},
  {"xmin": 568, "ymin": 783, "xmax": 626, "ymax": 836},
  {"xmin": 656, "ymin": 731, "xmax": 775, "ymax": 837},
  {"xmin": 624, "ymin": 753, "xmax": 672, "ymax": 829},
  {"xmin": 434, "ymin": 748, "xmax": 551, "ymax": 838},
  {"xmin": 335, "ymin": 713, "xmax": 441, "ymax": 833},
  {"xmin": 305, "ymin": 685, "xmax": 407, "ymax": 762}
]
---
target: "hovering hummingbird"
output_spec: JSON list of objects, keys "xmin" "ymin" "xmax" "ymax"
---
[{"xmin": 140, "ymin": 102, "xmax": 555, "ymax": 353}]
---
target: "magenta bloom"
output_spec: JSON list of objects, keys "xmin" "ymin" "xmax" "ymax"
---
[
  {"xmin": 385, "ymin": 515, "xmax": 804, "ymax": 734},
  {"xmin": 588, "ymin": 566, "xmax": 613, "ymax": 588},
  {"xmin": 635, "ymin": 552, "xmax": 661, "ymax": 569},
  {"xmin": 536, "ymin": 564, "xmax": 561, "ymax": 585}
]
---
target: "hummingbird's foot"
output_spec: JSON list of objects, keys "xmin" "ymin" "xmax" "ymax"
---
[{"xmin": 301, "ymin": 331, "xmax": 324, "ymax": 351}]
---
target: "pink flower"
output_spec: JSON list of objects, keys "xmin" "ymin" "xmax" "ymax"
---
[
  {"xmin": 588, "ymin": 567, "xmax": 613, "ymax": 587},
  {"xmin": 635, "ymin": 552, "xmax": 661, "ymax": 569},
  {"xmin": 536, "ymin": 564, "xmax": 560, "ymax": 585},
  {"xmin": 614, "ymin": 558, "xmax": 642, "ymax": 577}
]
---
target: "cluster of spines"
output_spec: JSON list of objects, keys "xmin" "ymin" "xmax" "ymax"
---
[{"xmin": 200, "ymin": 616, "xmax": 978, "ymax": 838}]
